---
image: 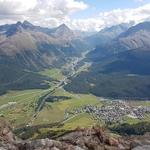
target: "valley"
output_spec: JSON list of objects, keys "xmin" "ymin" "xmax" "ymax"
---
[
  {"xmin": 0, "ymin": 20, "xmax": 150, "ymax": 150},
  {"xmin": 0, "ymin": 50, "xmax": 97, "ymax": 124},
  {"xmin": 0, "ymin": 48, "xmax": 150, "ymax": 140},
  {"xmin": 0, "ymin": 51, "xmax": 103, "ymax": 140}
]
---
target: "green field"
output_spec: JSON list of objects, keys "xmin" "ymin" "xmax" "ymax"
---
[
  {"xmin": 39, "ymin": 68, "xmax": 65, "ymax": 80},
  {"xmin": 0, "ymin": 67, "xmax": 66, "ymax": 126},
  {"xmin": 0, "ymin": 86, "xmax": 102, "ymax": 129},
  {"xmin": 0, "ymin": 89, "xmax": 44, "ymax": 126},
  {"xmin": 34, "ymin": 88, "xmax": 101, "ymax": 125},
  {"xmin": 2, "ymin": 88, "xmax": 102, "ymax": 139},
  {"xmin": 62, "ymin": 113, "xmax": 97, "ymax": 130},
  {"xmin": 1, "ymin": 87, "xmax": 150, "ymax": 129},
  {"xmin": 29, "ymin": 113, "xmax": 98, "ymax": 139},
  {"xmin": 0, "ymin": 89, "xmax": 43, "ymax": 105}
]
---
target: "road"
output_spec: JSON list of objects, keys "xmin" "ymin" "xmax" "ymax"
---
[{"xmin": 28, "ymin": 51, "xmax": 89, "ymax": 126}]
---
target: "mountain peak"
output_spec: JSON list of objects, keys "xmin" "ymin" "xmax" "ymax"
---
[
  {"xmin": 23, "ymin": 20, "xmax": 33, "ymax": 26},
  {"xmin": 5, "ymin": 21, "xmax": 23, "ymax": 36},
  {"xmin": 57, "ymin": 24, "xmax": 71, "ymax": 32},
  {"xmin": 22, "ymin": 20, "xmax": 34, "ymax": 29},
  {"xmin": 51, "ymin": 23, "xmax": 75, "ymax": 39},
  {"xmin": 16, "ymin": 21, "xmax": 22, "ymax": 26},
  {"xmin": 58, "ymin": 23, "xmax": 69, "ymax": 28}
]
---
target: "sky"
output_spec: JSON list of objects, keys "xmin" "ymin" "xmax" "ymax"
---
[{"xmin": 0, "ymin": 0, "xmax": 150, "ymax": 31}]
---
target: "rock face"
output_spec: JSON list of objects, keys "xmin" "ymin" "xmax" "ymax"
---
[
  {"xmin": 58, "ymin": 127, "xmax": 126, "ymax": 150},
  {"xmin": 129, "ymin": 133, "xmax": 150, "ymax": 150},
  {"xmin": 0, "ymin": 118, "xmax": 83, "ymax": 150},
  {"xmin": 0, "ymin": 118, "xmax": 19, "ymax": 150},
  {"xmin": 0, "ymin": 118, "xmax": 150, "ymax": 150},
  {"xmin": 18, "ymin": 139, "xmax": 84, "ymax": 150},
  {"xmin": 132, "ymin": 145, "xmax": 150, "ymax": 150}
]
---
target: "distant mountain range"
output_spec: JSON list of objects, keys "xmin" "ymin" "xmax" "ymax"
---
[
  {"xmin": 86, "ymin": 22, "xmax": 134, "ymax": 47},
  {"xmin": 88, "ymin": 21, "xmax": 150, "ymax": 74},
  {"xmin": 0, "ymin": 21, "xmax": 88, "ymax": 94},
  {"xmin": 65, "ymin": 21, "xmax": 150, "ymax": 99},
  {"xmin": 0, "ymin": 21, "xmax": 88, "ymax": 70}
]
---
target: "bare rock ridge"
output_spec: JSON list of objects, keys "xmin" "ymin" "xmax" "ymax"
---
[{"xmin": 0, "ymin": 118, "xmax": 150, "ymax": 150}]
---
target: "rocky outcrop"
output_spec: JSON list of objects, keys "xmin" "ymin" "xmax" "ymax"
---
[
  {"xmin": 18, "ymin": 139, "xmax": 84, "ymax": 150},
  {"xmin": 0, "ymin": 118, "xmax": 150, "ymax": 150},
  {"xmin": 129, "ymin": 132, "xmax": 150, "ymax": 150},
  {"xmin": 0, "ymin": 118, "xmax": 80, "ymax": 150},
  {"xmin": 0, "ymin": 118, "xmax": 20, "ymax": 150},
  {"xmin": 58, "ymin": 126, "xmax": 127, "ymax": 150},
  {"xmin": 132, "ymin": 145, "xmax": 150, "ymax": 150},
  {"xmin": 0, "ymin": 119, "xmax": 122, "ymax": 150}
]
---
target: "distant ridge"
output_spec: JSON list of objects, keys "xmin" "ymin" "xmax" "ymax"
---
[
  {"xmin": 64, "ymin": 21, "xmax": 150, "ymax": 99},
  {"xmin": 0, "ymin": 20, "xmax": 88, "ymax": 94}
]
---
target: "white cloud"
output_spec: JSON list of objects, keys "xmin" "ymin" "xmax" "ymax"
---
[
  {"xmin": 0, "ymin": 0, "xmax": 150, "ymax": 31},
  {"xmin": 0, "ymin": 0, "xmax": 88, "ymax": 27},
  {"xmin": 0, "ymin": 0, "xmax": 37, "ymax": 15},
  {"xmin": 70, "ymin": 3, "xmax": 150, "ymax": 31},
  {"xmin": 99, "ymin": 3, "xmax": 150, "ymax": 25}
]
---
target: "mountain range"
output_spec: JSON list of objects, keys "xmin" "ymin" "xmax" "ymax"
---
[
  {"xmin": 85, "ymin": 22, "xmax": 134, "ymax": 47},
  {"xmin": 0, "ymin": 20, "xmax": 150, "ymax": 98},
  {"xmin": 0, "ymin": 21, "xmax": 88, "ymax": 70},
  {"xmin": 65, "ymin": 21, "xmax": 150, "ymax": 99},
  {"xmin": 0, "ymin": 21, "xmax": 88, "ymax": 95}
]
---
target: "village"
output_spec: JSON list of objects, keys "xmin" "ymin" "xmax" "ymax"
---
[{"xmin": 65, "ymin": 101, "xmax": 150, "ymax": 124}]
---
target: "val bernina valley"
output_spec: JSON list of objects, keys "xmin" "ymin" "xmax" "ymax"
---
[{"xmin": 0, "ymin": 1, "xmax": 150, "ymax": 150}]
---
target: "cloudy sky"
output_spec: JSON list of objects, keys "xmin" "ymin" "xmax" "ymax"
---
[{"xmin": 0, "ymin": 0, "xmax": 150, "ymax": 31}]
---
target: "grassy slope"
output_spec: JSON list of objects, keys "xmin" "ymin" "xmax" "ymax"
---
[
  {"xmin": 34, "ymin": 88, "xmax": 101, "ymax": 125},
  {"xmin": 62, "ymin": 113, "xmax": 97, "ymax": 130},
  {"xmin": 30, "ymin": 88, "xmax": 104, "ymax": 139},
  {"xmin": 39, "ymin": 68, "xmax": 65, "ymax": 80},
  {"xmin": 0, "ymin": 90, "xmax": 43, "ymax": 105},
  {"xmin": 0, "ymin": 68, "xmax": 65, "ymax": 126},
  {"xmin": 30, "ymin": 113, "xmax": 98, "ymax": 139},
  {"xmin": 0, "ymin": 89, "xmax": 45, "ymax": 126}
]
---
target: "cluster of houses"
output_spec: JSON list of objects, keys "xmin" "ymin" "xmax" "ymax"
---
[{"xmin": 65, "ymin": 101, "xmax": 150, "ymax": 124}]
